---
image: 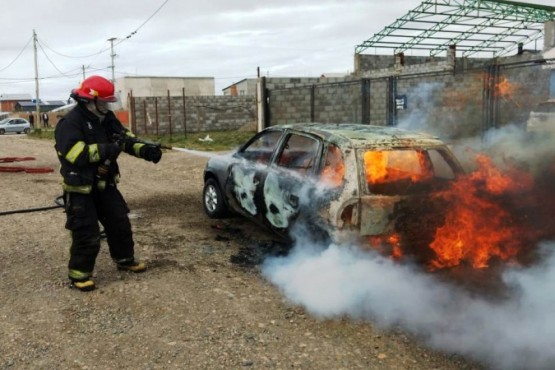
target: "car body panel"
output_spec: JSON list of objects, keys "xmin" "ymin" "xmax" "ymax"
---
[{"xmin": 203, "ymin": 123, "xmax": 464, "ymax": 243}]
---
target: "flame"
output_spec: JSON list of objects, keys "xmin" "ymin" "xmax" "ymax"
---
[
  {"xmin": 363, "ymin": 151, "xmax": 552, "ymax": 272},
  {"xmin": 495, "ymin": 77, "xmax": 518, "ymax": 99},
  {"xmin": 321, "ymin": 145, "xmax": 345, "ymax": 187},
  {"xmin": 369, "ymin": 233, "xmax": 403, "ymax": 261},
  {"xmin": 429, "ymin": 154, "xmax": 533, "ymax": 270},
  {"xmin": 364, "ymin": 150, "xmax": 432, "ymax": 185},
  {"xmin": 494, "ymin": 76, "xmax": 523, "ymax": 108}
]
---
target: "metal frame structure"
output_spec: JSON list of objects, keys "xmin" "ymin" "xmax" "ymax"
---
[{"xmin": 355, "ymin": 0, "xmax": 555, "ymax": 57}]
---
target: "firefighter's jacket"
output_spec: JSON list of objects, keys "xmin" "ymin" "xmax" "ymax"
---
[{"xmin": 55, "ymin": 104, "xmax": 147, "ymax": 194}]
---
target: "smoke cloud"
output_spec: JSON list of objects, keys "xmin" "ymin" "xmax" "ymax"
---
[{"xmin": 262, "ymin": 240, "xmax": 555, "ymax": 369}]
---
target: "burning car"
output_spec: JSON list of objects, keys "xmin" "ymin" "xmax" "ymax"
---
[{"xmin": 203, "ymin": 123, "xmax": 464, "ymax": 249}]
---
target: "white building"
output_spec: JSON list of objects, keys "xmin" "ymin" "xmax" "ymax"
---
[{"xmin": 115, "ymin": 76, "xmax": 215, "ymax": 108}]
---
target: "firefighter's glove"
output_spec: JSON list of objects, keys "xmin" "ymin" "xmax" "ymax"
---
[
  {"xmin": 99, "ymin": 143, "xmax": 122, "ymax": 161},
  {"xmin": 140, "ymin": 145, "xmax": 162, "ymax": 164},
  {"xmin": 119, "ymin": 135, "xmax": 139, "ymax": 151}
]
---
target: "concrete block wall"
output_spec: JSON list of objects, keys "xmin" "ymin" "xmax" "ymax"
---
[
  {"xmin": 267, "ymin": 52, "xmax": 551, "ymax": 139},
  {"xmin": 354, "ymin": 54, "xmax": 447, "ymax": 75},
  {"xmin": 354, "ymin": 54, "xmax": 491, "ymax": 76},
  {"xmin": 496, "ymin": 63, "xmax": 551, "ymax": 128},
  {"xmin": 313, "ymin": 82, "xmax": 362, "ymax": 123},
  {"xmin": 268, "ymin": 80, "xmax": 364, "ymax": 125},
  {"xmin": 396, "ymin": 72, "xmax": 484, "ymax": 139},
  {"xmin": 368, "ymin": 80, "xmax": 388, "ymax": 126},
  {"xmin": 269, "ymin": 86, "xmax": 312, "ymax": 124},
  {"xmin": 131, "ymin": 95, "xmax": 256, "ymax": 135}
]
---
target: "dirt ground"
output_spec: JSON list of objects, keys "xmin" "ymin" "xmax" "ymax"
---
[{"xmin": 0, "ymin": 134, "xmax": 484, "ymax": 370}]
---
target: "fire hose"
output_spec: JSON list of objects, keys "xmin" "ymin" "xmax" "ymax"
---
[
  {"xmin": 0, "ymin": 157, "xmax": 54, "ymax": 173},
  {"xmin": 0, "ymin": 142, "xmax": 194, "ymax": 217},
  {"xmin": 0, "ymin": 195, "xmax": 64, "ymax": 216},
  {"xmin": 0, "ymin": 196, "xmax": 107, "ymax": 239}
]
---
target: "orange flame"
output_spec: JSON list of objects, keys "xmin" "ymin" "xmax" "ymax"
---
[
  {"xmin": 369, "ymin": 233, "xmax": 404, "ymax": 261},
  {"xmin": 429, "ymin": 154, "xmax": 533, "ymax": 270},
  {"xmin": 321, "ymin": 145, "xmax": 345, "ymax": 187},
  {"xmin": 495, "ymin": 77, "xmax": 518, "ymax": 99},
  {"xmin": 364, "ymin": 150, "xmax": 432, "ymax": 184}
]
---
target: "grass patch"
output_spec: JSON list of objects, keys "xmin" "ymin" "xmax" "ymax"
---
[
  {"xmin": 29, "ymin": 128, "xmax": 55, "ymax": 140},
  {"xmin": 28, "ymin": 129, "xmax": 256, "ymax": 151},
  {"xmin": 148, "ymin": 131, "xmax": 255, "ymax": 151}
]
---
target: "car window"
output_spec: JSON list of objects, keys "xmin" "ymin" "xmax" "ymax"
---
[
  {"xmin": 276, "ymin": 134, "xmax": 319, "ymax": 174},
  {"xmin": 240, "ymin": 130, "xmax": 282, "ymax": 164},
  {"xmin": 427, "ymin": 149, "xmax": 457, "ymax": 179},
  {"xmin": 320, "ymin": 144, "xmax": 345, "ymax": 187},
  {"xmin": 362, "ymin": 148, "xmax": 456, "ymax": 195}
]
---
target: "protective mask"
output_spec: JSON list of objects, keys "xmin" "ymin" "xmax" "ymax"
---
[{"xmin": 85, "ymin": 100, "xmax": 108, "ymax": 118}]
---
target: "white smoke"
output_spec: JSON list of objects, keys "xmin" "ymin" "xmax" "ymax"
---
[
  {"xmin": 396, "ymin": 82, "xmax": 443, "ymax": 134},
  {"xmin": 262, "ymin": 241, "xmax": 555, "ymax": 369}
]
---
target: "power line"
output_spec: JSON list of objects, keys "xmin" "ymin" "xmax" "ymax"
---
[
  {"xmin": 114, "ymin": 0, "xmax": 171, "ymax": 47},
  {"xmin": 0, "ymin": 37, "xmax": 32, "ymax": 73},
  {"xmin": 0, "ymin": 0, "xmax": 171, "ymax": 96},
  {"xmin": 37, "ymin": 37, "xmax": 110, "ymax": 59},
  {"xmin": 37, "ymin": 40, "xmax": 76, "ymax": 78},
  {"xmin": 25, "ymin": 0, "xmax": 169, "ymax": 65}
]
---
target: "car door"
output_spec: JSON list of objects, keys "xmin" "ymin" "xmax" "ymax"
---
[
  {"xmin": 259, "ymin": 132, "xmax": 322, "ymax": 236},
  {"xmin": 4, "ymin": 119, "xmax": 15, "ymax": 133},
  {"xmin": 224, "ymin": 129, "xmax": 284, "ymax": 227},
  {"xmin": 13, "ymin": 119, "xmax": 25, "ymax": 132}
]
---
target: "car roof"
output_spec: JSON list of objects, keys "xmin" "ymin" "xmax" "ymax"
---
[{"xmin": 270, "ymin": 123, "xmax": 446, "ymax": 149}]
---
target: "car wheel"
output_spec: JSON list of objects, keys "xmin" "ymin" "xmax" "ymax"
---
[
  {"xmin": 203, "ymin": 178, "xmax": 228, "ymax": 218},
  {"xmin": 24, "ymin": 128, "xmax": 30, "ymax": 134},
  {"xmin": 0, "ymin": 129, "xmax": 5, "ymax": 135}
]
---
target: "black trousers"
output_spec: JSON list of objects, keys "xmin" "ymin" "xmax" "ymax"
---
[{"xmin": 64, "ymin": 185, "xmax": 134, "ymax": 273}]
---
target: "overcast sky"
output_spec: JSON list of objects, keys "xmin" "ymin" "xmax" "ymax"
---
[{"xmin": 0, "ymin": 0, "xmax": 553, "ymax": 101}]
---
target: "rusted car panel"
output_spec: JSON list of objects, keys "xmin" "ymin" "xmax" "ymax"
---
[{"xmin": 202, "ymin": 123, "xmax": 464, "ymax": 244}]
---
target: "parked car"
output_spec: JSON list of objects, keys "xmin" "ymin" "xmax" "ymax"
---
[
  {"xmin": 0, "ymin": 118, "xmax": 31, "ymax": 135},
  {"xmin": 203, "ymin": 123, "xmax": 464, "ymax": 247}
]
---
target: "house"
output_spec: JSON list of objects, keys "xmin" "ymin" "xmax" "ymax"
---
[
  {"xmin": 0, "ymin": 94, "xmax": 32, "ymax": 112},
  {"xmin": 222, "ymin": 78, "xmax": 257, "ymax": 96},
  {"xmin": 15, "ymin": 100, "xmax": 67, "ymax": 113},
  {"xmin": 115, "ymin": 76, "xmax": 215, "ymax": 108}
]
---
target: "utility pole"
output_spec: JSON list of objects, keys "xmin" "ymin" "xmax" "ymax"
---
[
  {"xmin": 32, "ymin": 29, "xmax": 40, "ymax": 129},
  {"xmin": 82, "ymin": 65, "xmax": 86, "ymax": 80},
  {"xmin": 108, "ymin": 37, "xmax": 117, "ymax": 83}
]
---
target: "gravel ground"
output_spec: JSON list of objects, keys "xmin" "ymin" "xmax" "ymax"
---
[{"xmin": 0, "ymin": 134, "xmax": 484, "ymax": 370}]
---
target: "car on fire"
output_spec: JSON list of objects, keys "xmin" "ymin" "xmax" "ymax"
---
[{"xmin": 202, "ymin": 123, "xmax": 464, "ymax": 247}]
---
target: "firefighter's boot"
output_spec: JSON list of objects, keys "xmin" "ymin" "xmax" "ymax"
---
[
  {"xmin": 68, "ymin": 269, "xmax": 95, "ymax": 292},
  {"xmin": 115, "ymin": 258, "xmax": 147, "ymax": 273}
]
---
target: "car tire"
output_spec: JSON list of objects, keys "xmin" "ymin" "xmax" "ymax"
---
[
  {"xmin": 203, "ymin": 178, "xmax": 228, "ymax": 218},
  {"xmin": 24, "ymin": 128, "xmax": 30, "ymax": 134},
  {"xmin": 0, "ymin": 129, "xmax": 5, "ymax": 135}
]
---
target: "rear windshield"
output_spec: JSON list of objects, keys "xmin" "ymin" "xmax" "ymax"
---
[{"xmin": 361, "ymin": 148, "xmax": 457, "ymax": 195}]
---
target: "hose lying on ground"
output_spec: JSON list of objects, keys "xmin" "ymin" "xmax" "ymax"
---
[
  {"xmin": 0, "ymin": 196, "xmax": 64, "ymax": 217},
  {"xmin": 0, "ymin": 156, "xmax": 54, "ymax": 173}
]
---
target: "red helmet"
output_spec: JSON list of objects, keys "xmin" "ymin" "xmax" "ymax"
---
[{"xmin": 71, "ymin": 75, "xmax": 117, "ymax": 102}]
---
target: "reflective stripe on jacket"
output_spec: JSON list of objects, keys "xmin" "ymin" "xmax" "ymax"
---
[{"xmin": 54, "ymin": 105, "xmax": 137, "ymax": 193}]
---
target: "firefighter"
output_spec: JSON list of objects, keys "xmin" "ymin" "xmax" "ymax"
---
[{"xmin": 55, "ymin": 75, "xmax": 162, "ymax": 291}]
